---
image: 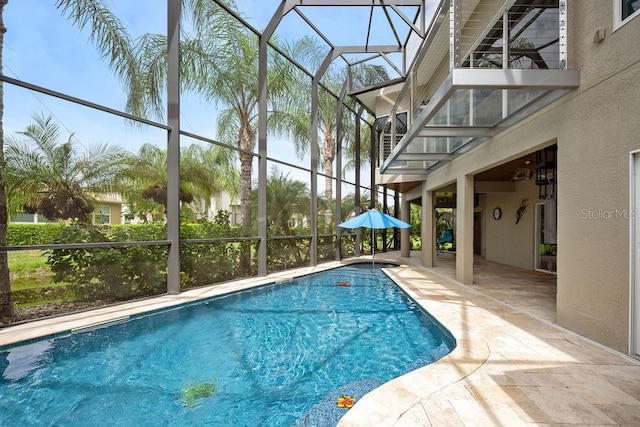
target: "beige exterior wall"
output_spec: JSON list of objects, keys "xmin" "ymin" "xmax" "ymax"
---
[
  {"xmin": 107, "ymin": 202, "xmax": 122, "ymax": 225},
  {"xmin": 94, "ymin": 194, "xmax": 123, "ymax": 225},
  {"xmin": 378, "ymin": 3, "xmax": 640, "ymax": 352},
  {"xmin": 555, "ymin": 4, "xmax": 640, "ymax": 352},
  {"xmin": 484, "ymin": 179, "xmax": 538, "ymax": 270}
]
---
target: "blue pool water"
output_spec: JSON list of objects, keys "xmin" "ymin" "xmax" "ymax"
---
[{"xmin": 0, "ymin": 263, "xmax": 455, "ymax": 426}]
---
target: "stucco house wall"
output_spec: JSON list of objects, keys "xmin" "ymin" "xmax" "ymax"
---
[
  {"xmin": 379, "ymin": 2, "xmax": 640, "ymax": 352},
  {"xmin": 555, "ymin": 3, "xmax": 640, "ymax": 352},
  {"xmin": 484, "ymin": 179, "xmax": 539, "ymax": 270}
]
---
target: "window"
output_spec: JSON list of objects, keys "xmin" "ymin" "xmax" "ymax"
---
[
  {"xmin": 11, "ymin": 209, "xmax": 55, "ymax": 224},
  {"xmin": 231, "ymin": 205, "xmax": 241, "ymax": 226},
  {"xmin": 11, "ymin": 211, "xmax": 36, "ymax": 223},
  {"xmin": 617, "ymin": 0, "xmax": 640, "ymax": 27},
  {"xmin": 93, "ymin": 205, "xmax": 111, "ymax": 224}
]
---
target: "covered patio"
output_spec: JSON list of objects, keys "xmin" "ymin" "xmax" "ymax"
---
[{"xmin": 413, "ymin": 251, "xmax": 557, "ymax": 323}]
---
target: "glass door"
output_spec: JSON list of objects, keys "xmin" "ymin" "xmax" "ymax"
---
[
  {"xmin": 535, "ymin": 203, "xmax": 557, "ymax": 273},
  {"xmin": 631, "ymin": 153, "xmax": 640, "ymax": 357}
]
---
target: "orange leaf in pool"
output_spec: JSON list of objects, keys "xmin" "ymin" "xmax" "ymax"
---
[
  {"xmin": 336, "ymin": 282, "xmax": 351, "ymax": 287},
  {"xmin": 336, "ymin": 395, "xmax": 356, "ymax": 408}
]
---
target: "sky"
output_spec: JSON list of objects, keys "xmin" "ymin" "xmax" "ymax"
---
[{"xmin": 1, "ymin": 0, "xmax": 426, "ymax": 197}]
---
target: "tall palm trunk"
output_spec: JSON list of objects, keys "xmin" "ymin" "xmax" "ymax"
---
[
  {"xmin": 322, "ymin": 126, "xmax": 335, "ymax": 225},
  {"xmin": 0, "ymin": 0, "xmax": 13, "ymax": 320},
  {"xmin": 238, "ymin": 122, "xmax": 254, "ymax": 273},
  {"xmin": 239, "ymin": 151, "xmax": 253, "ymax": 230}
]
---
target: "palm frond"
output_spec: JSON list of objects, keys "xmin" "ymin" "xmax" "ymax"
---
[{"xmin": 56, "ymin": 0, "xmax": 139, "ymax": 112}]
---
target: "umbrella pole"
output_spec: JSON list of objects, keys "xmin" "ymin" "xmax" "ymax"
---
[{"xmin": 372, "ymin": 228, "xmax": 375, "ymax": 266}]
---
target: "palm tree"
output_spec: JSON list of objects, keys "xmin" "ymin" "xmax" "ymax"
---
[
  {"xmin": 212, "ymin": 31, "xmax": 292, "ymax": 233},
  {"xmin": 254, "ymin": 166, "xmax": 310, "ymax": 235},
  {"xmin": 0, "ymin": 0, "xmax": 151, "ymax": 318},
  {"xmin": 119, "ymin": 143, "xmax": 236, "ymax": 221},
  {"xmin": 342, "ymin": 106, "xmax": 377, "ymax": 175},
  {"xmin": 55, "ymin": 0, "xmax": 139, "ymax": 111},
  {"xmin": 125, "ymin": 1, "xmax": 293, "ymax": 235},
  {"xmin": 5, "ymin": 113, "xmax": 128, "ymax": 223},
  {"xmin": 128, "ymin": 3, "xmax": 295, "ymax": 275},
  {"xmin": 185, "ymin": 143, "xmax": 239, "ymax": 219},
  {"xmin": 251, "ymin": 166, "xmax": 311, "ymax": 268},
  {"xmin": 283, "ymin": 36, "xmax": 390, "ymax": 211},
  {"xmin": 340, "ymin": 191, "xmax": 372, "ymax": 221},
  {"xmin": 0, "ymin": 0, "xmax": 12, "ymax": 319}
]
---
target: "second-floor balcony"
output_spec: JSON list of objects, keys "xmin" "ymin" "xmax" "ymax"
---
[{"xmin": 373, "ymin": 0, "xmax": 580, "ymax": 175}]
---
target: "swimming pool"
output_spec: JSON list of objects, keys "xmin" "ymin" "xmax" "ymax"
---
[{"xmin": 0, "ymin": 263, "xmax": 455, "ymax": 426}]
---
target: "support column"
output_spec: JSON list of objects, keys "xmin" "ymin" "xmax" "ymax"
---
[
  {"xmin": 450, "ymin": 0, "xmax": 462, "ymax": 70},
  {"xmin": 309, "ymin": 50, "xmax": 336, "ymax": 266},
  {"xmin": 421, "ymin": 183, "xmax": 435, "ymax": 267},
  {"xmin": 382, "ymin": 187, "xmax": 388, "ymax": 253},
  {"xmin": 394, "ymin": 191, "xmax": 400, "ymax": 250},
  {"xmin": 370, "ymin": 122, "xmax": 377, "ymax": 257},
  {"xmin": 354, "ymin": 109, "xmax": 363, "ymax": 257},
  {"xmin": 335, "ymin": 82, "xmax": 348, "ymax": 261},
  {"xmin": 257, "ymin": 34, "xmax": 268, "ymax": 275},
  {"xmin": 456, "ymin": 174, "xmax": 474, "ymax": 284},
  {"xmin": 370, "ymin": 123, "xmax": 377, "ymax": 210},
  {"xmin": 166, "ymin": 0, "xmax": 180, "ymax": 294},
  {"xmin": 401, "ymin": 197, "xmax": 411, "ymax": 258},
  {"xmin": 310, "ymin": 75, "xmax": 319, "ymax": 266}
]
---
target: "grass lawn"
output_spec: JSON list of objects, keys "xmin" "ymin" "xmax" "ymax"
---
[
  {"xmin": 8, "ymin": 250, "xmax": 57, "ymax": 289},
  {"xmin": 6, "ymin": 250, "xmax": 72, "ymax": 307},
  {"xmin": 8, "ymin": 250, "xmax": 51, "ymax": 278}
]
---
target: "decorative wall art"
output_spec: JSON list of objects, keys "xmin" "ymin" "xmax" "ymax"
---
[{"xmin": 515, "ymin": 199, "xmax": 529, "ymax": 224}]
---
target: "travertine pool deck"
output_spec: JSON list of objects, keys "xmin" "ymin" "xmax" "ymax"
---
[
  {"xmin": 340, "ymin": 253, "xmax": 640, "ymax": 426},
  {"xmin": 2, "ymin": 252, "xmax": 640, "ymax": 426}
]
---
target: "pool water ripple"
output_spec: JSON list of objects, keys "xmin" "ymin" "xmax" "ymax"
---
[{"xmin": 1, "ymin": 263, "xmax": 455, "ymax": 426}]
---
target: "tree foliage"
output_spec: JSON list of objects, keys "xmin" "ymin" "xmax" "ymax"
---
[
  {"xmin": 281, "ymin": 36, "xmax": 390, "ymax": 207},
  {"xmin": 118, "ymin": 143, "xmax": 237, "ymax": 221},
  {"xmin": 5, "ymin": 113, "xmax": 128, "ymax": 223},
  {"xmin": 252, "ymin": 166, "xmax": 310, "ymax": 235}
]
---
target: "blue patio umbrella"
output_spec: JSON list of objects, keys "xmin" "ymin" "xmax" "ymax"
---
[{"xmin": 338, "ymin": 209, "xmax": 411, "ymax": 265}]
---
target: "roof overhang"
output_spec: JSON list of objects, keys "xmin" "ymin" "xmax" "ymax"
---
[
  {"xmin": 379, "ymin": 67, "xmax": 580, "ymax": 174},
  {"xmin": 351, "ymin": 79, "xmax": 406, "ymax": 113}
]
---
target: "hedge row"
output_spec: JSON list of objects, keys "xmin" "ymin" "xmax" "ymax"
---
[
  {"xmin": 7, "ymin": 224, "xmax": 65, "ymax": 246},
  {"xmin": 13, "ymin": 222, "xmax": 361, "ymax": 306},
  {"xmin": 5, "ymin": 222, "xmax": 247, "ymax": 246}
]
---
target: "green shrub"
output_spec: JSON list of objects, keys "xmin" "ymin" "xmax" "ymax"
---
[
  {"xmin": 42, "ymin": 219, "xmax": 342, "ymax": 300},
  {"xmin": 112, "ymin": 223, "xmax": 166, "ymax": 241},
  {"xmin": 46, "ymin": 223, "xmax": 167, "ymax": 301},
  {"xmin": 267, "ymin": 237, "xmax": 309, "ymax": 271},
  {"xmin": 180, "ymin": 221, "xmax": 244, "ymax": 288},
  {"xmin": 317, "ymin": 235, "xmax": 336, "ymax": 262},
  {"xmin": 7, "ymin": 223, "xmax": 64, "ymax": 246}
]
